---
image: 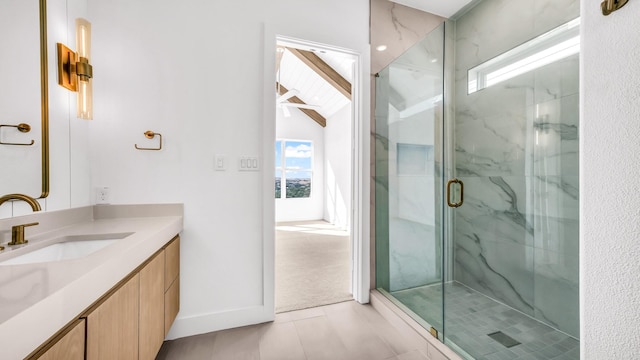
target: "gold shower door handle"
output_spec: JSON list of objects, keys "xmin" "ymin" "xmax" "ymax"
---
[{"xmin": 446, "ymin": 178, "xmax": 464, "ymax": 208}]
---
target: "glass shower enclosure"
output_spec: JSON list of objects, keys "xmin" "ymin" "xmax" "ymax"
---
[
  {"xmin": 374, "ymin": 3, "xmax": 580, "ymax": 359},
  {"xmin": 375, "ymin": 23, "xmax": 446, "ymax": 335}
]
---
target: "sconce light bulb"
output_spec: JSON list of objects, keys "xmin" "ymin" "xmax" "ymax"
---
[
  {"xmin": 77, "ymin": 79, "xmax": 93, "ymax": 120},
  {"xmin": 76, "ymin": 18, "xmax": 91, "ymax": 60},
  {"xmin": 75, "ymin": 18, "xmax": 93, "ymax": 120}
]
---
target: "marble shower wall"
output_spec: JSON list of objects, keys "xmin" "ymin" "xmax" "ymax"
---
[
  {"xmin": 375, "ymin": 24, "xmax": 445, "ymax": 292},
  {"xmin": 370, "ymin": 0, "xmax": 445, "ymax": 74},
  {"xmin": 371, "ymin": 0, "xmax": 444, "ymax": 290},
  {"xmin": 452, "ymin": 0, "xmax": 580, "ymax": 338}
]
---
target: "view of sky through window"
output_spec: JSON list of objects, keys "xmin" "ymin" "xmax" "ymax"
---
[{"xmin": 275, "ymin": 140, "xmax": 313, "ymax": 198}]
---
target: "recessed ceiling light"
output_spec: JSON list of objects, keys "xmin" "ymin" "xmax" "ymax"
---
[
  {"xmin": 431, "ymin": 58, "xmax": 438, "ymax": 63},
  {"xmin": 376, "ymin": 45, "xmax": 387, "ymax": 52}
]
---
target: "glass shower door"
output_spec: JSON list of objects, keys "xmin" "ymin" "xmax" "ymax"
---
[
  {"xmin": 443, "ymin": 15, "xmax": 580, "ymax": 359},
  {"xmin": 375, "ymin": 24, "xmax": 446, "ymax": 336}
]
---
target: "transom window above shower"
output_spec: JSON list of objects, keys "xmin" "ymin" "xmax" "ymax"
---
[{"xmin": 467, "ymin": 17, "xmax": 580, "ymax": 94}]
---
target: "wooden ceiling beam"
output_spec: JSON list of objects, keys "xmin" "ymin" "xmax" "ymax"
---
[
  {"xmin": 277, "ymin": 83, "xmax": 326, "ymax": 127},
  {"xmin": 287, "ymin": 47, "xmax": 352, "ymax": 101}
]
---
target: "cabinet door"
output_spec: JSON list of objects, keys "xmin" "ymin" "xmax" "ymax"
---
[
  {"xmin": 36, "ymin": 319, "xmax": 85, "ymax": 360},
  {"xmin": 139, "ymin": 251, "xmax": 165, "ymax": 360},
  {"xmin": 87, "ymin": 274, "xmax": 140, "ymax": 360}
]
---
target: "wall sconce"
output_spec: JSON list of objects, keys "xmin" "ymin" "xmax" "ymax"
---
[{"xmin": 57, "ymin": 18, "xmax": 93, "ymax": 120}]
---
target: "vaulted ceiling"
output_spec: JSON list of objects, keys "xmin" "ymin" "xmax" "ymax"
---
[{"xmin": 276, "ymin": 46, "xmax": 354, "ymax": 127}]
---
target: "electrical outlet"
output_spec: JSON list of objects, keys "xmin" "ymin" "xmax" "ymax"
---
[{"xmin": 96, "ymin": 187, "xmax": 110, "ymax": 205}]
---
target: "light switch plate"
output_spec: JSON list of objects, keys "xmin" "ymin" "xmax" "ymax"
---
[
  {"xmin": 238, "ymin": 156, "xmax": 260, "ymax": 171},
  {"xmin": 215, "ymin": 154, "xmax": 227, "ymax": 171}
]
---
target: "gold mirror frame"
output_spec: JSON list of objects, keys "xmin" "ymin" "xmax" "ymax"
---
[
  {"xmin": 38, "ymin": 0, "xmax": 50, "ymax": 198},
  {"xmin": 0, "ymin": 0, "xmax": 49, "ymax": 217}
]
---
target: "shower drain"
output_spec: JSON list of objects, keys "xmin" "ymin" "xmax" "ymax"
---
[{"xmin": 487, "ymin": 331, "xmax": 521, "ymax": 348}]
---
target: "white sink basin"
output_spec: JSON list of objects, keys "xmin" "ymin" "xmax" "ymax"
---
[{"xmin": 0, "ymin": 233, "xmax": 133, "ymax": 266}]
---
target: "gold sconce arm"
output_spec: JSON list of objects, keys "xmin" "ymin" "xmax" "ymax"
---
[
  {"xmin": 135, "ymin": 131, "xmax": 163, "ymax": 151},
  {"xmin": 0, "ymin": 123, "xmax": 35, "ymax": 146},
  {"xmin": 76, "ymin": 57, "xmax": 93, "ymax": 80},
  {"xmin": 601, "ymin": 0, "xmax": 628, "ymax": 15},
  {"xmin": 57, "ymin": 43, "xmax": 79, "ymax": 92}
]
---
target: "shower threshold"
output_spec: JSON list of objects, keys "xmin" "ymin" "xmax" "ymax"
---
[{"xmin": 387, "ymin": 282, "xmax": 579, "ymax": 360}]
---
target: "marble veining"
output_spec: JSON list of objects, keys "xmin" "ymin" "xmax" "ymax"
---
[
  {"xmin": 374, "ymin": 0, "xmax": 580, "ymax": 351},
  {"xmin": 453, "ymin": 0, "xmax": 580, "ymax": 339},
  {"xmin": 370, "ymin": 0, "xmax": 445, "ymax": 74}
]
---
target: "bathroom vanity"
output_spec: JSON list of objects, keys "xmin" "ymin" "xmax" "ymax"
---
[{"xmin": 0, "ymin": 204, "xmax": 183, "ymax": 359}]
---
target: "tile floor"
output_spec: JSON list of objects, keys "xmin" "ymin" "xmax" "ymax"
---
[
  {"xmin": 156, "ymin": 300, "xmax": 438, "ymax": 360},
  {"xmin": 392, "ymin": 282, "xmax": 580, "ymax": 360}
]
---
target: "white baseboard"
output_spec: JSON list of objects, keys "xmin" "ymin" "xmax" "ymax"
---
[{"xmin": 165, "ymin": 305, "xmax": 274, "ymax": 340}]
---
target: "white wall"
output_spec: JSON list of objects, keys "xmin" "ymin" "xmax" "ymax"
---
[
  {"xmin": 86, "ymin": 0, "xmax": 370, "ymax": 339},
  {"xmin": 0, "ymin": 0, "xmax": 41, "ymax": 203},
  {"xmin": 582, "ymin": 0, "xmax": 640, "ymax": 358},
  {"xmin": 275, "ymin": 107, "xmax": 324, "ymax": 222},
  {"xmin": 0, "ymin": 0, "xmax": 91, "ymax": 219},
  {"xmin": 324, "ymin": 104, "xmax": 352, "ymax": 230}
]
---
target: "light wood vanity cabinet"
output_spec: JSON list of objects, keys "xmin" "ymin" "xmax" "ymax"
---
[
  {"xmin": 164, "ymin": 237, "xmax": 180, "ymax": 335},
  {"xmin": 87, "ymin": 274, "xmax": 140, "ymax": 359},
  {"xmin": 29, "ymin": 235, "xmax": 180, "ymax": 360},
  {"xmin": 36, "ymin": 319, "xmax": 85, "ymax": 360},
  {"xmin": 139, "ymin": 251, "xmax": 166, "ymax": 360}
]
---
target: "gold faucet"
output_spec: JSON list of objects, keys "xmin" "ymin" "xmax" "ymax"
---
[
  {"xmin": 0, "ymin": 193, "xmax": 42, "ymax": 212},
  {"xmin": 9, "ymin": 222, "xmax": 39, "ymax": 245},
  {"xmin": 0, "ymin": 194, "xmax": 41, "ymax": 249}
]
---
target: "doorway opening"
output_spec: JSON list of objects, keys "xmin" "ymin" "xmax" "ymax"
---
[{"xmin": 273, "ymin": 38, "xmax": 358, "ymax": 313}]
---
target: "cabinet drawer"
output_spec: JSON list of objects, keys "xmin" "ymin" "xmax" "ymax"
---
[
  {"xmin": 165, "ymin": 236, "xmax": 180, "ymax": 291},
  {"xmin": 165, "ymin": 277, "xmax": 180, "ymax": 336}
]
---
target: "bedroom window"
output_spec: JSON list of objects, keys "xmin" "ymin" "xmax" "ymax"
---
[{"xmin": 275, "ymin": 140, "xmax": 313, "ymax": 199}]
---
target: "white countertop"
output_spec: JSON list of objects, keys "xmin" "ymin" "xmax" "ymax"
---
[{"xmin": 0, "ymin": 205, "xmax": 183, "ymax": 359}]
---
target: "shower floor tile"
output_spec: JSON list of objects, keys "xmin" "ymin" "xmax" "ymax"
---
[{"xmin": 391, "ymin": 282, "xmax": 579, "ymax": 360}]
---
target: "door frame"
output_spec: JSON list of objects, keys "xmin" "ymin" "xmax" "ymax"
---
[{"xmin": 262, "ymin": 28, "xmax": 370, "ymax": 318}]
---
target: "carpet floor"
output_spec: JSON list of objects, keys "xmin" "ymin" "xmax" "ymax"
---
[{"xmin": 275, "ymin": 220, "xmax": 352, "ymax": 313}]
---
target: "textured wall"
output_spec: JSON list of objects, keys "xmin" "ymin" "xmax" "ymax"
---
[
  {"xmin": 581, "ymin": 0, "xmax": 640, "ymax": 357},
  {"xmin": 452, "ymin": 0, "xmax": 580, "ymax": 337}
]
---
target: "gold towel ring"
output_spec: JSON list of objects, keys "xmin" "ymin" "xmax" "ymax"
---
[
  {"xmin": 135, "ymin": 130, "xmax": 162, "ymax": 151},
  {"xmin": 0, "ymin": 123, "xmax": 35, "ymax": 146}
]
